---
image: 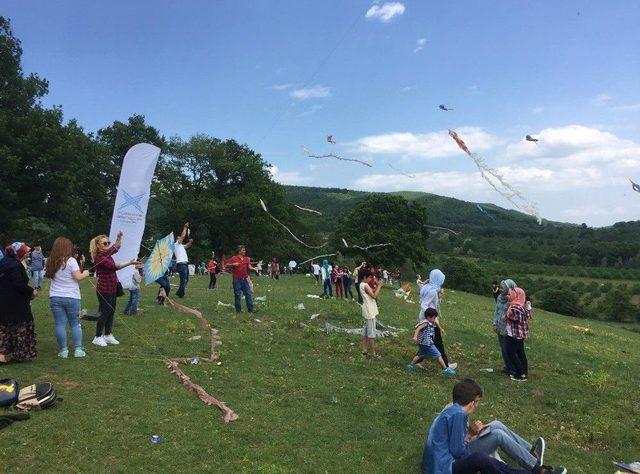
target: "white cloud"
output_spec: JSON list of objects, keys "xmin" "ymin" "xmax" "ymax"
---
[
  {"xmin": 289, "ymin": 85, "xmax": 331, "ymax": 101},
  {"xmin": 591, "ymin": 93, "xmax": 612, "ymax": 106},
  {"xmin": 272, "ymin": 83, "xmax": 293, "ymax": 91},
  {"xmin": 532, "ymin": 106, "xmax": 545, "ymax": 114},
  {"xmin": 502, "ymin": 125, "xmax": 640, "ymax": 171},
  {"xmin": 413, "ymin": 37, "xmax": 427, "ymax": 53},
  {"xmin": 270, "ymin": 165, "xmax": 312, "ymax": 185},
  {"xmin": 365, "ymin": 2, "xmax": 405, "ymax": 22},
  {"xmin": 612, "ymin": 103, "xmax": 640, "ymax": 112},
  {"xmin": 352, "ymin": 127, "xmax": 501, "ymax": 159},
  {"xmin": 401, "ymin": 86, "xmax": 413, "ymax": 92}
]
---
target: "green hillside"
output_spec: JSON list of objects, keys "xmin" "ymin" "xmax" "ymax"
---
[
  {"xmin": 284, "ymin": 185, "xmax": 640, "ymax": 270},
  {"xmin": 4, "ymin": 275, "xmax": 639, "ymax": 473}
]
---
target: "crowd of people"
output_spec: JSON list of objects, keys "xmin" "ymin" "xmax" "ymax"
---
[{"xmin": 0, "ymin": 228, "xmax": 566, "ymax": 472}]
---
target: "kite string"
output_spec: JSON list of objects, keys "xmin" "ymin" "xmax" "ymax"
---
[{"xmin": 260, "ymin": 200, "xmax": 328, "ymax": 250}]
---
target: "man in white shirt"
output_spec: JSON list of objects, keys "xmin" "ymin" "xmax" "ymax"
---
[
  {"xmin": 175, "ymin": 222, "xmax": 193, "ymax": 298},
  {"xmin": 311, "ymin": 261, "xmax": 321, "ymax": 285}
]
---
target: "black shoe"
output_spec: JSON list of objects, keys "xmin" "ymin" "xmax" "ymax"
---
[{"xmin": 530, "ymin": 437, "xmax": 545, "ymax": 465}]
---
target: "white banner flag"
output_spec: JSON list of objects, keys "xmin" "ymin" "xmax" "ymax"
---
[{"xmin": 109, "ymin": 143, "xmax": 161, "ymax": 287}]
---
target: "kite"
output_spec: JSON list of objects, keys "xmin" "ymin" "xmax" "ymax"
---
[
  {"xmin": 302, "ymin": 147, "xmax": 372, "ymax": 167},
  {"xmin": 298, "ymin": 253, "xmax": 337, "ymax": 266},
  {"xmin": 327, "ymin": 135, "xmax": 336, "ymax": 144},
  {"xmin": 394, "ymin": 283, "xmax": 411, "ymax": 301},
  {"xmin": 143, "ymin": 233, "xmax": 175, "ymax": 285},
  {"xmin": 341, "ymin": 238, "xmax": 349, "ymax": 247},
  {"xmin": 439, "ymin": 104, "xmax": 453, "ymax": 111},
  {"xmin": 476, "ymin": 204, "xmax": 497, "ymax": 222},
  {"xmin": 629, "ymin": 179, "xmax": 640, "ymax": 193},
  {"xmin": 260, "ymin": 199, "xmax": 328, "ymax": 249},
  {"xmin": 387, "ymin": 162, "xmax": 416, "ymax": 178},
  {"xmin": 448, "ymin": 129, "xmax": 542, "ymax": 224},
  {"xmin": 351, "ymin": 243, "xmax": 391, "ymax": 251},
  {"xmin": 423, "ymin": 224, "xmax": 460, "ymax": 235},
  {"xmin": 525, "ymin": 135, "xmax": 539, "ymax": 143},
  {"xmin": 294, "ymin": 204, "xmax": 323, "ymax": 215}
]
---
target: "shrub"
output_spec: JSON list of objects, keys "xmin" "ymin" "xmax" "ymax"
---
[
  {"xmin": 537, "ymin": 288, "xmax": 581, "ymax": 317},
  {"xmin": 441, "ymin": 257, "xmax": 487, "ymax": 295}
]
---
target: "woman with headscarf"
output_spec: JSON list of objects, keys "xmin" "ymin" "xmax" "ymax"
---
[
  {"xmin": 503, "ymin": 286, "xmax": 530, "ymax": 382},
  {"xmin": 493, "ymin": 279, "xmax": 517, "ymax": 375},
  {"xmin": 418, "ymin": 269, "xmax": 456, "ymax": 370},
  {"xmin": 321, "ymin": 259, "xmax": 332, "ymax": 298},
  {"xmin": 0, "ymin": 242, "xmax": 38, "ymax": 363}
]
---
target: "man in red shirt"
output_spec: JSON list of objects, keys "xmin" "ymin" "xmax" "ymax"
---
[{"xmin": 226, "ymin": 245, "xmax": 257, "ymax": 313}]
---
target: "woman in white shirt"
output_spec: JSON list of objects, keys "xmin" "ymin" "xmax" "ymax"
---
[{"xmin": 45, "ymin": 237, "xmax": 90, "ymax": 358}]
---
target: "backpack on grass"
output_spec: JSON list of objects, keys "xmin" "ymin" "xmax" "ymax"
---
[
  {"xmin": 0, "ymin": 379, "xmax": 19, "ymax": 408},
  {"xmin": 16, "ymin": 383, "xmax": 61, "ymax": 410}
]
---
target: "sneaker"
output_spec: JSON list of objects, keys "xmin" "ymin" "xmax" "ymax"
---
[
  {"xmin": 531, "ymin": 437, "xmax": 545, "ymax": 465},
  {"xmin": 448, "ymin": 362, "xmax": 458, "ymax": 370},
  {"xmin": 92, "ymin": 336, "xmax": 107, "ymax": 347},
  {"xmin": 74, "ymin": 348, "xmax": 86, "ymax": 358},
  {"xmin": 510, "ymin": 375, "xmax": 527, "ymax": 382},
  {"xmin": 442, "ymin": 367, "xmax": 456, "ymax": 376},
  {"xmin": 58, "ymin": 349, "xmax": 69, "ymax": 358},
  {"xmin": 405, "ymin": 364, "xmax": 417, "ymax": 371},
  {"xmin": 104, "ymin": 334, "xmax": 120, "ymax": 345},
  {"xmin": 538, "ymin": 467, "xmax": 566, "ymax": 474}
]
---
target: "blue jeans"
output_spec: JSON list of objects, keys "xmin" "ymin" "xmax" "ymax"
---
[
  {"xmin": 32, "ymin": 270, "xmax": 44, "ymax": 289},
  {"xmin": 322, "ymin": 278, "xmax": 332, "ymax": 297},
  {"xmin": 176, "ymin": 263, "xmax": 189, "ymax": 297},
  {"xmin": 232, "ymin": 278, "xmax": 254, "ymax": 312},
  {"xmin": 156, "ymin": 275, "xmax": 170, "ymax": 295},
  {"xmin": 498, "ymin": 334, "xmax": 516, "ymax": 374},
  {"xmin": 49, "ymin": 297, "xmax": 83, "ymax": 350},
  {"xmin": 469, "ymin": 420, "xmax": 536, "ymax": 470},
  {"xmin": 452, "ymin": 452, "xmax": 528, "ymax": 474},
  {"xmin": 124, "ymin": 289, "xmax": 139, "ymax": 315}
]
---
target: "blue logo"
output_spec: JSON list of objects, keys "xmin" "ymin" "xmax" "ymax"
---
[{"xmin": 118, "ymin": 190, "xmax": 145, "ymax": 213}]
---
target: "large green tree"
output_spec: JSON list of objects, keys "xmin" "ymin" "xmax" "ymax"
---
[{"xmin": 331, "ymin": 194, "xmax": 429, "ymax": 267}]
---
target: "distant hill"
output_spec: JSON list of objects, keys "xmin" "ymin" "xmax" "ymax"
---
[{"xmin": 284, "ymin": 185, "xmax": 640, "ymax": 268}]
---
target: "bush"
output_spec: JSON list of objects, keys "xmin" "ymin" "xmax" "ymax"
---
[
  {"xmin": 441, "ymin": 257, "xmax": 488, "ymax": 295},
  {"xmin": 537, "ymin": 288, "xmax": 581, "ymax": 317}
]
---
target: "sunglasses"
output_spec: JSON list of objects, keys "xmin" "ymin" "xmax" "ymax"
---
[{"xmin": 101, "ymin": 241, "xmax": 111, "ymax": 246}]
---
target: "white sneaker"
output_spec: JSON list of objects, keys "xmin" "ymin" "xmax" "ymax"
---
[
  {"xmin": 104, "ymin": 334, "xmax": 120, "ymax": 345},
  {"xmin": 92, "ymin": 336, "xmax": 107, "ymax": 347},
  {"xmin": 448, "ymin": 362, "xmax": 458, "ymax": 370}
]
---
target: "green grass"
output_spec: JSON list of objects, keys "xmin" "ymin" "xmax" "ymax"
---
[{"xmin": 2, "ymin": 274, "xmax": 639, "ymax": 473}]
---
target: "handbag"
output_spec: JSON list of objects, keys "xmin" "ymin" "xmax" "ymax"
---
[{"xmin": 116, "ymin": 281, "xmax": 124, "ymax": 297}]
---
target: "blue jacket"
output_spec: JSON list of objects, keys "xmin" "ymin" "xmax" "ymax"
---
[{"xmin": 422, "ymin": 404, "xmax": 469, "ymax": 474}]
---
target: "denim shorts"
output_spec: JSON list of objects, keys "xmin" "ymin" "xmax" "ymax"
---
[{"xmin": 418, "ymin": 344, "xmax": 441, "ymax": 360}]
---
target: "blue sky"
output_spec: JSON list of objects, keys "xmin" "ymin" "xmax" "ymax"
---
[{"xmin": 5, "ymin": 0, "xmax": 640, "ymax": 226}]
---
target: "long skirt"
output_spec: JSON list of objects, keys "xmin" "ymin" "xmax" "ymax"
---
[{"xmin": 0, "ymin": 320, "xmax": 37, "ymax": 362}]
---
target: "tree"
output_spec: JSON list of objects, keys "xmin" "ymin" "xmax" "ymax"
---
[
  {"xmin": 331, "ymin": 194, "xmax": 429, "ymax": 267},
  {"xmin": 537, "ymin": 288, "xmax": 581, "ymax": 317}
]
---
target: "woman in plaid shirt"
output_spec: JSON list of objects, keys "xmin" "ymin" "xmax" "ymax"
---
[
  {"xmin": 89, "ymin": 231, "xmax": 138, "ymax": 347},
  {"xmin": 502, "ymin": 287, "xmax": 530, "ymax": 382}
]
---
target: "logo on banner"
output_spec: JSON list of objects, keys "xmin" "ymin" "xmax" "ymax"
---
[{"xmin": 116, "ymin": 190, "xmax": 145, "ymax": 224}]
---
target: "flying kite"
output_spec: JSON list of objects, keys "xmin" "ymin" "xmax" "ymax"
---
[
  {"xmin": 423, "ymin": 224, "xmax": 459, "ymax": 235},
  {"xmin": 144, "ymin": 233, "xmax": 175, "ymax": 285},
  {"xmin": 630, "ymin": 179, "xmax": 640, "ymax": 193},
  {"xmin": 525, "ymin": 135, "xmax": 539, "ymax": 143},
  {"xmin": 351, "ymin": 243, "xmax": 391, "ymax": 251},
  {"xmin": 387, "ymin": 162, "xmax": 416, "ymax": 178},
  {"xmin": 294, "ymin": 204, "xmax": 323, "ymax": 215},
  {"xmin": 327, "ymin": 135, "xmax": 336, "ymax": 144},
  {"xmin": 298, "ymin": 253, "xmax": 337, "ymax": 266},
  {"xmin": 439, "ymin": 104, "xmax": 453, "ymax": 111},
  {"xmin": 341, "ymin": 238, "xmax": 349, "ymax": 247},
  {"xmin": 448, "ymin": 129, "xmax": 542, "ymax": 224},
  {"xmin": 476, "ymin": 204, "xmax": 497, "ymax": 222},
  {"xmin": 260, "ymin": 199, "xmax": 328, "ymax": 249},
  {"xmin": 394, "ymin": 284, "xmax": 411, "ymax": 301},
  {"xmin": 302, "ymin": 147, "xmax": 372, "ymax": 167}
]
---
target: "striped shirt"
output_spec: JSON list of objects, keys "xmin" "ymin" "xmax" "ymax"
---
[{"xmin": 417, "ymin": 322, "xmax": 436, "ymax": 346}]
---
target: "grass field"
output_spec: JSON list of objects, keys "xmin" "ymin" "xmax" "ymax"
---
[{"xmin": 2, "ymin": 273, "xmax": 639, "ymax": 473}]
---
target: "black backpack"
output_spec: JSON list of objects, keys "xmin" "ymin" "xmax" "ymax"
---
[
  {"xmin": 0, "ymin": 379, "xmax": 19, "ymax": 408},
  {"xmin": 1, "ymin": 378, "xmax": 60, "ymax": 411}
]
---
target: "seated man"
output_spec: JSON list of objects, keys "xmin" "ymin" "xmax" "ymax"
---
[
  {"xmin": 421, "ymin": 379, "xmax": 566, "ymax": 474},
  {"xmin": 469, "ymin": 420, "xmax": 542, "ymax": 471}
]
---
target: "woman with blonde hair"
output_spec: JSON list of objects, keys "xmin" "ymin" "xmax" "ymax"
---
[
  {"xmin": 46, "ymin": 237, "xmax": 90, "ymax": 358},
  {"xmin": 89, "ymin": 231, "xmax": 138, "ymax": 347}
]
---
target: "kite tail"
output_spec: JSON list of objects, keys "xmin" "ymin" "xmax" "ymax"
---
[{"xmin": 164, "ymin": 297, "xmax": 238, "ymax": 422}]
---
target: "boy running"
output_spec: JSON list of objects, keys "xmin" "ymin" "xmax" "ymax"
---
[{"xmin": 407, "ymin": 308, "xmax": 455, "ymax": 376}]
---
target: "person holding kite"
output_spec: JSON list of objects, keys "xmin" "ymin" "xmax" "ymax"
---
[
  {"xmin": 89, "ymin": 231, "xmax": 139, "ymax": 347},
  {"xmin": 227, "ymin": 245, "xmax": 258, "ymax": 313},
  {"xmin": 174, "ymin": 223, "xmax": 193, "ymax": 298}
]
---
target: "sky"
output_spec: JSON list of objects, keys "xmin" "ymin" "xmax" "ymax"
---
[{"xmin": 5, "ymin": 0, "xmax": 640, "ymax": 227}]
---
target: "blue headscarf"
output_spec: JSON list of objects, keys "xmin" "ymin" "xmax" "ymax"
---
[
  {"xmin": 418, "ymin": 269, "xmax": 446, "ymax": 322},
  {"xmin": 322, "ymin": 259, "xmax": 329, "ymax": 276},
  {"xmin": 493, "ymin": 279, "xmax": 511, "ymax": 333}
]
